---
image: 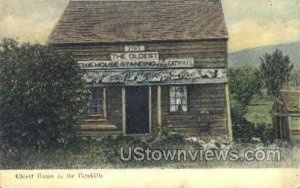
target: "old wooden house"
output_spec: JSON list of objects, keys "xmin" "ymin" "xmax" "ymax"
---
[
  {"xmin": 272, "ymin": 90, "xmax": 300, "ymax": 141},
  {"xmin": 48, "ymin": 0, "xmax": 232, "ymax": 140}
]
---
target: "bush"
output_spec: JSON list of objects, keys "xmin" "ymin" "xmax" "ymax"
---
[
  {"xmin": 0, "ymin": 38, "xmax": 89, "ymax": 152},
  {"xmin": 233, "ymin": 121, "xmax": 274, "ymax": 144},
  {"xmin": 229, "ymin": 66, "xmax": 263, "ymax": 108},
  {"xmin": 233, "ymin": 122, "xmax": 254, "ymax": 143},
  {"xmin": 230, "ymin": 103, "xmax": 248, "ymax": 125},
  {"xmin": 253, "ymin": 123, "xmax": 274, "ymax": 144}
]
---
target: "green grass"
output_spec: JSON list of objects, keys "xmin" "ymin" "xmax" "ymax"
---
[
  {"xmin": 244, "ymin": 102, "xmax": 273, "ymax": 126},
  {"xmin": 243, "ymin": 91, "xmax": 273, "ymax": 126},
  {"xmin": 1, "ymin": 135, "xmax": 299, "ymax": 169}
]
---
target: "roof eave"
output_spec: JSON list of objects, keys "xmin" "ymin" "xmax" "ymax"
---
[{"xmin": 47, "ymin": 37, "xmax": 229, "ymax": 46}]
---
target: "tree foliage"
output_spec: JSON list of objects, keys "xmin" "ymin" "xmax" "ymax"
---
[
  {"xmin": 0, "ymin": 38, "xmax": 89, "ymax": 151},
  {"xmin": 260, "ymin": 49, "xmax": 294, "ymax": 98},
  {"xmin": 229, "ymin": 66, "xmax": 263, "ymax": 108}
]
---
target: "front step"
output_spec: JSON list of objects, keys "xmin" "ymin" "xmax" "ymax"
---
[
  {"xmin": 78, "ymin": 130, "xmax": 122, "ymax": 137},
  {"xmin": 81, "ymin": 124, "xmax": 118, "ymax": 130},
  {"xmin": 88, "ymin": 114, "xmax": 104, "ymax": 119},
  {"xmin": 84, "ymin": 119, "xmax": 108, "ymax": 124},
  {"xmin": 79, "ymin": 114, "xmax": 118, "ymax": 136}
]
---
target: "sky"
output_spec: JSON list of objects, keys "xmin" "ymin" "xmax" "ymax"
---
[{"xmin": 0, "ymin": 0, "xmax": 299, "ymax": 52}]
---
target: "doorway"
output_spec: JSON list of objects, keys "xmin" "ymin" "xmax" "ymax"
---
[{"xmin": 125, "ymin": 86, "xmax": 149, "ymax": 134}]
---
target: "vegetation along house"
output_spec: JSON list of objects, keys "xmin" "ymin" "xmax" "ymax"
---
[
  {"xmin": 48, "ymin": 0, "xmax": 232, "ymax": 140},
  {"xmin": 272, "ymin": 90, "xmax": 300, "ymax": 141}
]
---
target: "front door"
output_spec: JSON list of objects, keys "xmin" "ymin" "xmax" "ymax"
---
[{"xmin": 126, "ymin": 86, "xmax": 149, "ymax": 134}]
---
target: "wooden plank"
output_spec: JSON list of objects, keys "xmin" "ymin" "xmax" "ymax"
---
[{"xmin": 290, "ymin": 130, "xmax": 300, "ymax": 134}]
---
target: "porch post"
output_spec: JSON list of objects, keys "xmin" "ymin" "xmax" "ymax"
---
[
  {"xmin": 122, "ymin": 87, "xmax": 126, "ymax": 135},
  {"xmin": 157, "ymin": 85, "xmax": 162, "ymax": 126},
  {"xmin": 225, "ymin": 84, "xmax": 233, "ymax": 142},
  {"xmin": 103, "ymin": 87, "xmax": 107, "ymax": 118},
  {"xmin": 288, "ymin": 116, "xmax": 292, "ymax": 141},
  {"xmin": 149, "ymin": 86, "xmax": 152, "ymax": 134}
]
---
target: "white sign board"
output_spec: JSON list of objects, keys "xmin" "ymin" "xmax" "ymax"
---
[
  {"xmin": 111, "ymin": 52, "xmax": 159, "ymax": 62},
  {"xmin": 78, "ymin": 58, "xmax": 194, "ymax": 69},
  {"xmin": 124, "ymin": 46, "xmax": 145, "ymax": 52},
  {"xmin": 78, "ymin": 60, "xmax": 158, "ymax": 69},
  {"xmin": 163, "ymin": 58, "xmax": 194, "ymax": 68}
]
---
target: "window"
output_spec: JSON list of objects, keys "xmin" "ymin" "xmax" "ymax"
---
[
  {"xmin": 89, "ymin": 87, "xmax": 103, "ymax": 114},
  {"xmin": 170, "ymin": 86, "xmax": 188, "ymax": 112}
]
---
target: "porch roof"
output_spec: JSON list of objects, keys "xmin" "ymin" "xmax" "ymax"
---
[{"xmin": 83, "ymin": 68, "xmax": 227, "ymax": 86}]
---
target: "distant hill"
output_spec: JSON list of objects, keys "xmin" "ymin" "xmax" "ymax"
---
[{"xmin": 228, "ymin": 42, "xmax": 300, "ymax": 69}]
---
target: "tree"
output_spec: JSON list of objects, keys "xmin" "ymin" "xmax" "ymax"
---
[
  {"xmin": 229, "ymin": 66, "xmax": 263, "ymax": 109},
  {"xmin": 260, "ymin": 49, "xmax": 294, "ymax": 98},
  {"xmin": 0, "ymin": 38, "xmax": 89, "ymax": 151}
]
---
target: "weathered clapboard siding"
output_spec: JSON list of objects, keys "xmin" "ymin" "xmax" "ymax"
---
[
  {"xmin": 290, "ymin": 130, "xmax": 300, "ymax": 140},
  {"xmin": 106, "ymin": 87, "xmax": 123, "ymax": 131},
  {"xmin": 51, "ymin": 39, "xmax": 227, "ymax": 68},
  {"xmin": 161, "ymin": 84, "xmax": 228, "ymax": 136}
]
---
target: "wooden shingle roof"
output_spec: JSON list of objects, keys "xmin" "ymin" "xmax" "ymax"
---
[
  {"xmin": 48, "ymin": 0, "xmax": 228, "ymax": 44},
  {"xmin": 280, "ymin": 91, "xmax": 300, "ymax": 113}
]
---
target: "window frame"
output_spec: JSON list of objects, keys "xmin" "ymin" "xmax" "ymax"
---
[
  {"xmin": 89, "ymin": 87, "xmax": 103, "ymax": 115},
  {"xmin": 169, "ymin": 85, "xmax": 188, "ymax": 113}
]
